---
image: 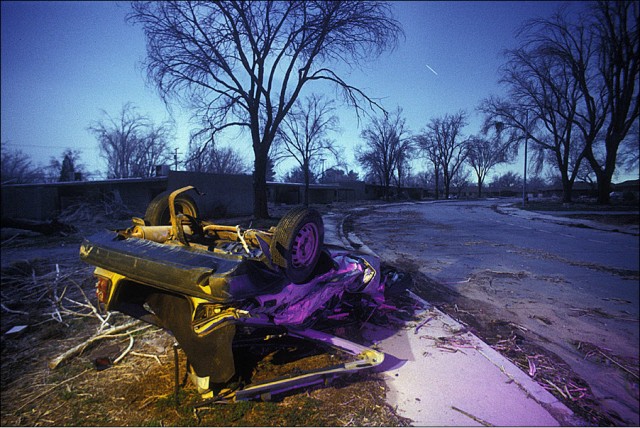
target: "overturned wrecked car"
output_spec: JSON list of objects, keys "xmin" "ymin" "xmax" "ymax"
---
[{"xmin": 79, "ymin": 186, "xmax": 387, "ymax": 401}]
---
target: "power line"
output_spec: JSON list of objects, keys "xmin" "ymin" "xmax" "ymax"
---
[{"xmin": 2, "ymin": 142, "xmax": 98, "ymax": 151}]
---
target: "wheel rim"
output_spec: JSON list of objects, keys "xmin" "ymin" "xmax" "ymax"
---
[{"xmin": 291, "ymin": 222, "xmax": 319, "ymax": 268}]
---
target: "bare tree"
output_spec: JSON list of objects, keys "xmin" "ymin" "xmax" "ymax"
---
[
  {"xmin": 128, "ymin": 1, "xmax": 402, "ymax": 218},
  {"xmin": 394, "ymin": 136, "xmax": 415, "ymax": 190},
  {"xmin": 1, "ymin": 146, "xmax": 43, "ymax": 184},
  {"xmin": 480, "ymin": 28, "xmax": 588, "ymax": 204},
  {"xmin": 465, "ymin": 120, "xmax": 518, "ymax": 197},
  {"xmin": 466, "ymin": 137, "xmax": 504, "ymax": 198},
  {"xmin": 133, "ymin": 122, "xmax": 175, "ymax": 178},
  {"xmin": 356, "ymin": 108, "xmax": 412, "ymax": 200},
  {"xmin": 184, "ymin": 137, "xmax": 249, "ymax": 175},
  {"xmin": 416, "ymin": 111, "xmax": 469, "ymax": 199},
  {"xmin": 449, "ymin": 168, "xmax": 471, "ymax": 199},
  {"xmin": 498, "ymin": 1, "xmax": 638, "ymax": 204},
  {"xmin": 274, "ymin": 94, "xmax": 339, "ymax": 205},
  {"xmin": 411, "ymin": 169, "xmax": 440, "ymax": 197},
  {"xmin": 586, "ymin": 1, "xmax": 638, "ymax": 202},
  {"xmin": 88, "ymin": 103, "xmax": 173, "ymax": 179},
  {"xmin": 416, "ymin": 136, "xmax": 442, "ymax": 199}
]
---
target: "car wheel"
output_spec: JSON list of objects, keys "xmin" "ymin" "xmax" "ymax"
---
[
  {"xmin": 144, "ymin": 190, "xmax": 199, "ymax": 226},
  {"xmin": 270, "ymin": 207, "xmax": 324, "ymax": 284}
]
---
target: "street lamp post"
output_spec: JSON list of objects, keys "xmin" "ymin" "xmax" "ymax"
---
[{"xmin": 522, "ymin": 111, "xmax": 528, "ymax": 208}]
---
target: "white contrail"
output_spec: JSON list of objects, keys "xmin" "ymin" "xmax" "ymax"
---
[{"xmin": 426, "ymin": 64, "xmax": 438, "ymax": 76}]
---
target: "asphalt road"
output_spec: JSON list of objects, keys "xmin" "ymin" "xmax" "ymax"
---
[{"xmin": 351, "ymin": 199, "xmax": 639, "ymax": 425}]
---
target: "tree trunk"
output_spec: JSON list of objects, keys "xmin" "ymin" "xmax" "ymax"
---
[
  {"xmin": 303, "ymin": 161, "xmax": 310, "ymax": 207},
  {"xmin": 253, "ymin": 148, "xmax": 270, "ymax": 219},
  {"xmin": 443, "ymin": 170, "xmax": 450, "ymax": 199},
  {"xmin": 434, "ymin": 166, "xmax": 440, "ymax": 200},
  {"xmin": 597, "ymin": 180, "xmax": 611, "ymax": 205},
  {"xmin": 585, "ymin": 139, "xmax": 617, "ymax": 205},
  {"xmin": 593, "ymin": 162, "xmax": 614, "ymax": 205},
  {"xmin": 561, "ymin": 174, "xmax": 573, "ymax": 203},
  {"xmin": 383, "ymin": 176, "xmax": 390, "ymax": 201}
]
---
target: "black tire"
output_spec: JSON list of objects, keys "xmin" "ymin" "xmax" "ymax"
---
[
  {"xmin": 144, "ymin": 190, "xmax": 199, "ymax": 226},
  {"xmin": 270, "ymin": 207, "xmax": 324, "ymax": 284}
]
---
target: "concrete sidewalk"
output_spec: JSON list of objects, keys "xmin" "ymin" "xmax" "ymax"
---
[{"xmin": 323, "ymin": 212, "xmax": 581, "ymax": 426}]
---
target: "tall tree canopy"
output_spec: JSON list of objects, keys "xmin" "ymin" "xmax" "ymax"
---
[{"xmin": 129, "ymin": 1, "xmax": 402, "ymax": 218}]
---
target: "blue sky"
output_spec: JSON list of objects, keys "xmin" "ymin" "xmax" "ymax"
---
[{"xmin": 3, "ymin": 1, "xmax": 588, "ymax": 181}]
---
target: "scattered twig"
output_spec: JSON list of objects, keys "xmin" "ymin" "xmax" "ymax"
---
[
  {"xmin": 543, "ymin": 378, "xmax": 568, "ymax": 399},
  {"xmin": 131, "ymin": 351, "xmax": 163, "ymax": 365},
  {"xmin": 1, "ymin": 232, "xmax": 21, "ymax": 245},
  {"xmin": 509, "ymin": 322, "xmax": 528, "ymax": 332},
  {"xmin": 138, "ymin": 393, "xmax": 172, "ymax": 410},
  {"xmin": 527, "ymin": 356, "xmax": 537, "ymax": 377},
  {"xmin": 1, "ymin": 302, "xmax": 29, "ymax": 316},
  {"xmin": 451, "ymin": 406, "xmax": 493, "ymax": 426},
  {"xmin": 437, "ymin": 345, "xmax": 462, "ymax": 353},
  {"xmin": 414, "ymin": 317, "xmax": 433, "ymax": 334},
  {"xmin": 564, "ymin": 384, "xmax": 574, "ymax": 400},
  {"xmin": 113, "ymin": 334, "xmax": 135, "ymax": 364},
  {"xmin": 50, "ymin": 307, "xmax": 66, "ymax": 326},
  {"xmin": 596, "ymin": 349, "xmax": 639, "ymax": 379}
]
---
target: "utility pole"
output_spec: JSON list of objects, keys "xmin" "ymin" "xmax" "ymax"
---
[
  {"xmin": 173, "ymin": 148, "xmax": 182, "ymax": 171},
  {"xmin": 522, "ymin": 111, "xmax": 528, "ymax": 208}
]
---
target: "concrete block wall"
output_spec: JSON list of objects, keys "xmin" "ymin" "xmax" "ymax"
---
[
  {"xmin": 167, "ymin": 171, "xmax": 254, "ymax": 218},
  {"xmin": 1, "ymin": 185, "xmax": 59, "ymax": 220}
]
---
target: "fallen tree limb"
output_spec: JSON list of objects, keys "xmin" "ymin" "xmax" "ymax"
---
[
  {"xmin": 1, "ymin": 217, "xmax": 76, "ymax": 236},
  {"xmin": 49, "ymin": 320, "xmax": 143, "ymax": 369}
]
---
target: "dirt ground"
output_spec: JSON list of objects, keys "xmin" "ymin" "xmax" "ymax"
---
[{"xmin": 0, "ymin": 204, "xmax": 410, "ymax": 427}]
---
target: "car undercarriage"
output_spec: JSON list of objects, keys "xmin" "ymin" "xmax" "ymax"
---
[{"xmin": 79, "ymin": 186, "xmax": 390, "ymax": 401}]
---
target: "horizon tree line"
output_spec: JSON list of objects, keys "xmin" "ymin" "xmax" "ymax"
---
[{"xmin": 3, "ymin": 1, "xmax": 636, "ymax": 207}]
